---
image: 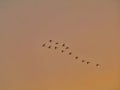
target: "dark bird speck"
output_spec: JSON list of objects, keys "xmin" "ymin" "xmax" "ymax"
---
[
  {"xmin": 68, "ymin": 52, "xmax": 72, "ymax": 55},
  {"xmin": 42, "ymin": 43, "xmax": 46, "ymax": 47},
  {"xmin": 55, "ymin": 42, "xmax": 59, "ymax": 44},
  {"xmin": 48, "ymin": 46, "xmax": 51, "ymax": 48},
  {"xmin": 62, "ymin": 43, "xmax": 65, "ymax": 47},
  {"xmin": 75, "ymin": 56, "xmax": 78, "ymax": 59},
  {"xmin": 61, "ymin": 50, "xmax": 64, "ymax": 53},
  {"xmin": 49, "ymin": 40, "xmax": 52, "ymax": 43},
  {"xmin": 54, "ymin": 46, "xmax": 58, "ymax": 50},
  {"xmin": 87, "ymin": 61, "xmax": 90, "ymax": 64},
  {"xmin": 96, "ymin": 64, "xmax": 100, "ymax": 67},
  {"xmin": 65, "ymin": 47, "xmax": 69, "ymax": 49},
  {"xmin": 82, "ymin": 60, "xmax": 85, "ymax": 62}
]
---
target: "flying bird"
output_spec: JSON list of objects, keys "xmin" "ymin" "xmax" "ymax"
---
[
  {"xmin": 62, "ymin": 43, "xmax": 65, "ymax": 47},
  {"xmin": 55, "ymin": 42, "xmax": 59, "ymax": 44},
  {"xmin": 75, "ymin": 56, "xmax": 78, "ymax": 59},
  {"xmin": 86, "ymin": 61, "xmax": 90, "ymax": 64},
  {"xmin": 82, "ymin": 60, "xmax": 85, "ymax": 62},
  {"xmin": 54, "ymin": 46, "xmax": 58, "ymax": 50},
  {"xmin": 42, "ymin": 43, "xmax": 46, "ymax": 47},
  {"xmin": 65, "ymin": 47, "xmax": 69, "ymax": 49},
  {"xmin": 49, "ymin": 40, "xmax": 52, "ymax": 43},
  {"xmin": 68, "ymin": 52, "xmax": 72, "ymax": 55},
  {"xmin": 48, "ymin": 46, "xmax": 51, "ymax": 49},
  {"xmin": 61, "ymin": 50, "xmax": 64, "ymax": 53},
  {"xmin": 96, "ymin": 64, "xmax": 100, "ymax": 67}
]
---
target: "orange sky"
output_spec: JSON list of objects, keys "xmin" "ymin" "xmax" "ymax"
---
[{"xmin": 0, "ymin": 0, "xmax": 120, "ymax": 90}]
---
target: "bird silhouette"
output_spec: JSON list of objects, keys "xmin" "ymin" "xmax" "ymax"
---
[
  {"xmin": 75, "ymin": 56, "xmax": 78, "ymax": 59},
  {"xmin": 49, "ymin": 40, "xmax": 52, "ymax": 43},
  {"xmin": 42, "ymin": 43, "xmax": 46, "ymax": 47},
  {"xmin": 86, "ymin": 61, "xmax": 90, "ymax": 64},
  {"xmin": 55, "ymin": 42, "xmax": 59, "ymax": 44},
  {"xmin": 65, "ymin": 47, "xmax": 69, "ymax": 49},
  {"xmin": 61, "ymin": 50, "xmax": 64, "ymax": 53},
  {"xmin": 82, "ymin": 60, "xmax": 85, "ymax": 62},
  {"xmin": 96, "ymin": 64, "xmax": 100, "ymax": 67},
  {"xmin": 54, "ymin": 46, "xmax": 58, "ymax": 50},
  {"xmin": 68, "ymin": 52, "xmax": 72, "ymax": 55},
  {"xmin": 48, "ymin": 46, "xmax": 51, "ymax": 48},
  {"xmin": 62, "ymin": 43, "xmax": 65, "ymax": 47}
]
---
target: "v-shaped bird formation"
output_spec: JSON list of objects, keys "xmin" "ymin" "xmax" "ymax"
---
[{"xmin": 42, "ymin": 40, "xmax": 101, "ymax": 69}]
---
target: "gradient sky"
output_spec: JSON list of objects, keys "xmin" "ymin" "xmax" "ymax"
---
[{"xmin": 0, "ymin": 0, "xmax": 120, "ymax": 90}]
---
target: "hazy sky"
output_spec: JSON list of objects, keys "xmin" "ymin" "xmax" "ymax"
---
[{"xmin": 0, "ymin": 0, "xmax": 120, "ymax": 90}]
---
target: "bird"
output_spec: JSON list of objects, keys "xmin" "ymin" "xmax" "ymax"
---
[
  {"xmin": 65, "ymin": 47, "xmax": 69, "ymax": 49},
  {"xmin": 61, "ymin": 50, "xmax": 64, "ymax": 53},
  {"xmin": 75, "ymin": 56, "xmax": 78, "ymax": 59},
  {"xmin": 62, "ymin": 43, "xmax": 65, "ymax": 47},
  {"xmin": 68, "ymin": 52, "xmax": 72, "ymax": 55},
  {"xmin": 55, "ymin": 42, "xmax": 59, "ymax": 44},
  {"xmin": 96, "ymin": 64, "xmax": 100, "ymax": 67},
  {"xmin": 49, "ymin": 40, "xmax": 52, "ymax": 43},
  {"xmin": 42, "ymin": 43, "xmax": 46, "ymax": 47},
  {"xmin": 86, "ymin": 61, "xmax": 90, "ymax": 64},
  {"xmin": 82, "ymin": 60, "xmax": 85, "ymax": 62},
  {"xmin": 54, "ymin": 46, "xmax": 58, "ymax": 50},
  {"xmin": 48, "ymin": 46, "xmax": 51, "ymax": 49}
]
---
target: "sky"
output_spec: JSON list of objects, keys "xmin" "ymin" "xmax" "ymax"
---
[{"xmin": 0, "ymin": 0, "xmax": 120, "ymax": 90}]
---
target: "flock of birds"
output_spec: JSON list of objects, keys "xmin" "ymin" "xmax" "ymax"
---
[{"xmin": 42, "ymin": 40, "xmax": 101, "ymax": 68}]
